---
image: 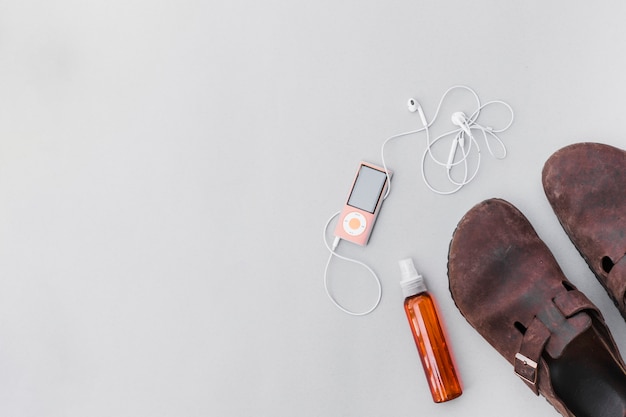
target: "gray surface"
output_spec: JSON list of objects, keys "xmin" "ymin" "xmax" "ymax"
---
[{"xmin": 2, "ymin": 1, "xmax": 626, "ymax": 416}]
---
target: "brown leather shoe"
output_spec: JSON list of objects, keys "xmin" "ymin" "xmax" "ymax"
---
[
  {"xmin": 543, "ymin": 142, "xmax": 626, "ymax": 319},
  {"xmin": 448, "ymin": 198, "xmax": 626, "ymax": 417}
]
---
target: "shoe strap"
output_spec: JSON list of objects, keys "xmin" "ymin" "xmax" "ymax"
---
[
  {"xmin": 606, "ymin": 255, "xmax": 626, "ymax": 311},
  {"xmin": 515, "ymin": 289, "xmax": 594, "ymax": 395},
  {"xmin": 553, "ymin": 289, "xmax": 597, "ymax": 317},
  {"xmin": 514, "ymin": 317, "xmax": 549, "ymax": 394}
]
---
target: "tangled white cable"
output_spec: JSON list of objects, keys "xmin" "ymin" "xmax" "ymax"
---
[{"xmin": 382, "ymin": 85, "xmax": 514, "ymax": 195}]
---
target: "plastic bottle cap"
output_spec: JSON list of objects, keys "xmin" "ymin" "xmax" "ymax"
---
[{"xmin": 399, "ymin": 258, "xmax": 427, "ymax": 298}]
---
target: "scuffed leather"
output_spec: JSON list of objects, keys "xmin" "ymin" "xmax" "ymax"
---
[
  {"xmin": 543, "ymin": 142, "xmax": 626, "ymax": 317},
  {"xmin": 448, "ymin": 198, "xmax": 623, "ymax": 417}
]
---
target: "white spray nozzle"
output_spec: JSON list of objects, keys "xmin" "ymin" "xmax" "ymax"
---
[
  {"xmin": 399, "ymin": 258, "xmax": 419, "ymax": 280},
  {"xmin": 399, "ymin": 258, "xmax": 427, "ymax": 298}
]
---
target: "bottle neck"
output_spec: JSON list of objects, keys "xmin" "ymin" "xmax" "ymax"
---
[{"xmin": 404, "ymin": 288, "xmax": 428, "ymax": 300}]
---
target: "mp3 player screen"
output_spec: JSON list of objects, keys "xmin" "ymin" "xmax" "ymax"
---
[{"xmin": 347, "ymin": 165, "xmax": 387, "ymax": 213}]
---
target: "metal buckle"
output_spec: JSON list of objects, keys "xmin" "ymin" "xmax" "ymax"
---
[{"xmin": 514, "ymin": 352, "xmax": 538, "ymax": 385}]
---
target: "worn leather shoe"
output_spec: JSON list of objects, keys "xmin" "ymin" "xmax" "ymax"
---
[
  {"xmin": 543, "ymin": 142, "xmax": 626, "ymax": 319},
  {"xmin": 448, "ymin": 198, "xmax": 626, "ymax": 417}
]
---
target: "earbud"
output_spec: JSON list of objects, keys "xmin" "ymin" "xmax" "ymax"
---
[
  {"xmin": 450, "ymin": 111, "xmax": 466, "ymax": 127},
  {"xmin": 451, "ymin": 111, "xmax": 473, "ymax": 140},
  {"xmin": 408, "ymin": 98, "xmax": 428, "ymax": 127}
]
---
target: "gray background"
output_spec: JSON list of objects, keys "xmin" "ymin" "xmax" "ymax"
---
[{"xmin": 1, "ymin": 1, "xmax": 626, "ymax": 416}]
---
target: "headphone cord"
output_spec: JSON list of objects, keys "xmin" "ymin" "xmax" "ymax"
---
[
  {"xmin": 322, "ymin": 212, "xmax": 382, "ymax": 316},
  {"xmin": 382, "ymin": 85, "xmax": 515, "ymax": 195}
]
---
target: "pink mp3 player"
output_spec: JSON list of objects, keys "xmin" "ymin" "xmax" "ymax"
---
[{"xmin": 333, "ymin": 161, "xmax": 391, "ymax": 246}]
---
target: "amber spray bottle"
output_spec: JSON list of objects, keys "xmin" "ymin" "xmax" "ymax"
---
[{"xmin": 399, "ymin": 258, "xmax": 462, "ymax": 403}]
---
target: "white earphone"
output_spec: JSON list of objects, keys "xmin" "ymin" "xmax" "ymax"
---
[
  {"xmin": 385, "ymin": 85, "xmax": 514, "ymax": 195},
  {"xmin": 406, "ymin": 98, "xmax": 428, "ymax": 129},
  {"xmin": 450, "ymin": 111, "xmax": 473, "ymax": 140}
]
